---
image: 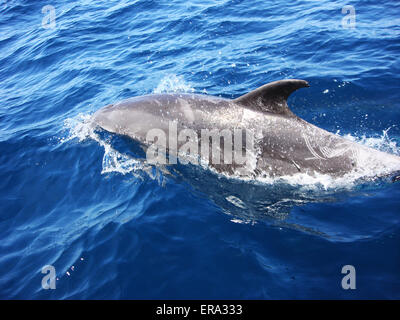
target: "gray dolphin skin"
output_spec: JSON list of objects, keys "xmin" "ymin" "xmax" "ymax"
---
[{"xmin": 93, "ymin": 79, "xmax": 400, "ymax": 180}]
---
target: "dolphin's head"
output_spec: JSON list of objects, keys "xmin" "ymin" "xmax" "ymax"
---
[{"xmin": 92, "ymin": 103, "xmax": 120, "ymax": 134}]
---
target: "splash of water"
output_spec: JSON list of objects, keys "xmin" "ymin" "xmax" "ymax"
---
[
  {"xmin": 61, "ymin": 113, "xmax": 154, "ymax": 179},
  {"xmin": 342, "ymin": 126, "xmax": 399, "ymax": 156},
  {"xmin": 153, "ymin": 74, "xmax": 195, "ymax": 94}
]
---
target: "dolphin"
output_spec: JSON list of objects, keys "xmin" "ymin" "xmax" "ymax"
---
[{"xmin": 92, "ymin": 79, "xmax": 400, "ymax": 181}]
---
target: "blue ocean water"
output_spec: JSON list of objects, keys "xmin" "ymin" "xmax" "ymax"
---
[{"xmin": 1, "ymin": 0, "xmax": 400, "ymax": 299}]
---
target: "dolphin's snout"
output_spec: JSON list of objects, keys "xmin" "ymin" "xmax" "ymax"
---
[{"xmin": 92, "ymin": 104, "xmax": 119, "ymax": 133}]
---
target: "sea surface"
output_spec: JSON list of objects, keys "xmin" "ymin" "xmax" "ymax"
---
[{"xmin": 1, "ymin": 0, "xmax": 400, "ymax": 299}]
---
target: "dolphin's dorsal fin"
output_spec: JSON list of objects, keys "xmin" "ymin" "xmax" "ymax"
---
[{"xmin": 234, "ymin": 79, "xmax": 309, "ymax": 116}]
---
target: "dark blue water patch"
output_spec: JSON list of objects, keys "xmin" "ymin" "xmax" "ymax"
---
[{"xmin": 1, "ymin": 0, "xmax": 400, "ymax": 299}]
